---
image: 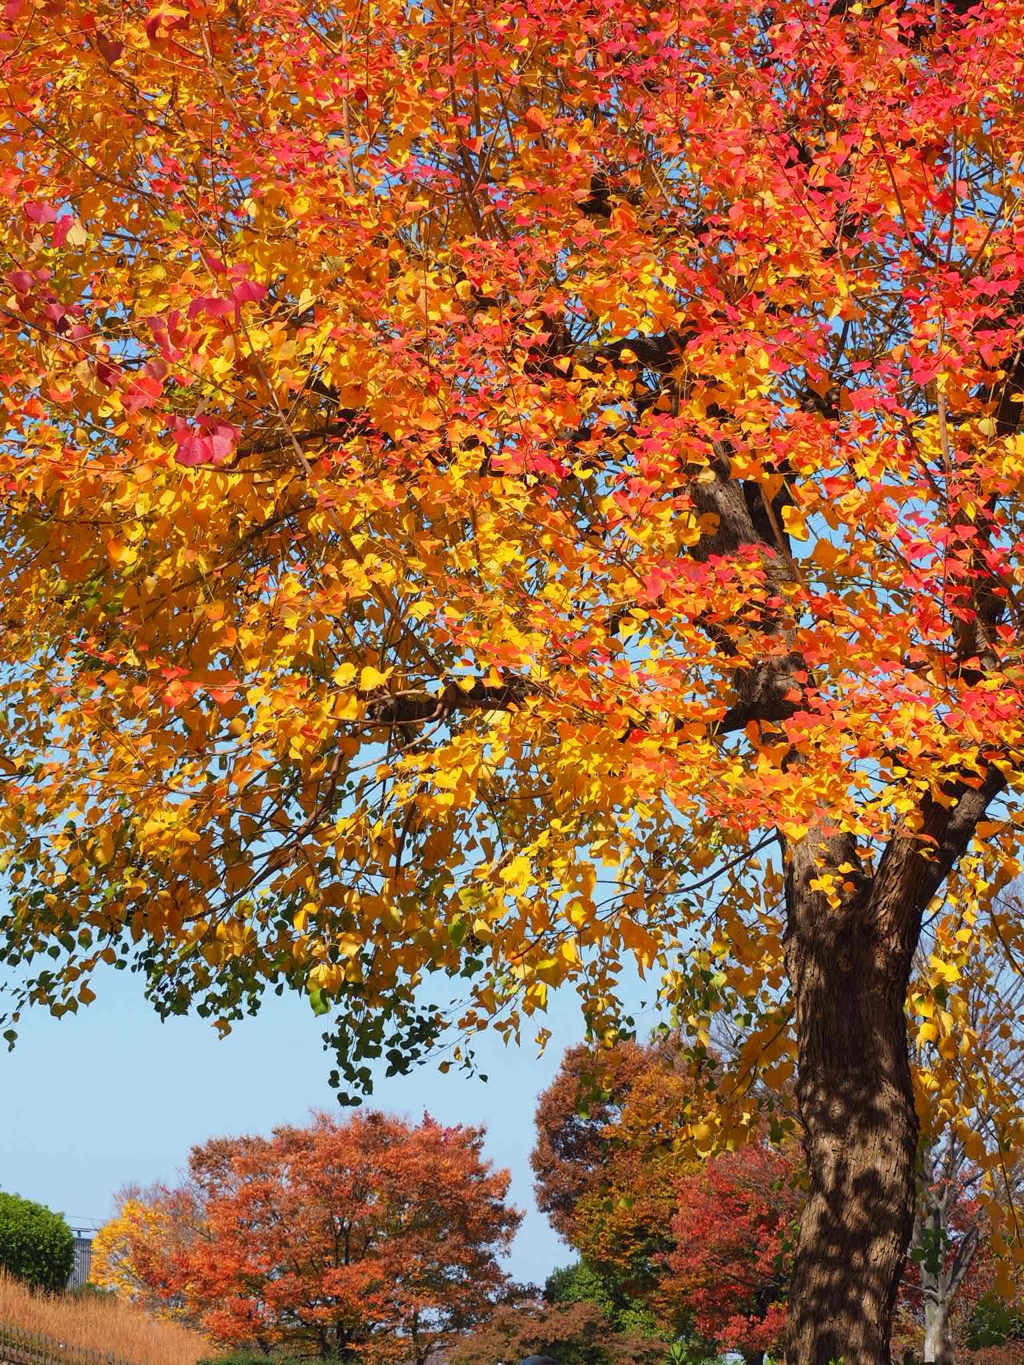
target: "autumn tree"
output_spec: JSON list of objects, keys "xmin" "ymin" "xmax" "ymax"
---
[
  {"xmin": 5, "ymin": 1, "xmax": 1024, "ymax": 1358},
  {"xmin": 533, "ymin": 1042, "xmax": 653, "ymax": 1247},
  {"xmin": 534, "ymin": 1039, "xmax": 797, "ymax": 1348},
  {"xmin": 98, "ymin": 1112, "xmax": 519, "ymax": 1362}
]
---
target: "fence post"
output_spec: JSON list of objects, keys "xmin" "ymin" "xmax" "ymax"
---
[{"xmin": 0, "ymin": 1314, "xmax": 133, "ymax": 1365}]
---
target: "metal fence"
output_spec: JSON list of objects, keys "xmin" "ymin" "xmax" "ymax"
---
[{"xmin": 0, "ymin": 1320, "xmax": 134, "ymax": 1365}]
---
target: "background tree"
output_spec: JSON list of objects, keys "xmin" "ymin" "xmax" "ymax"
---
[
  {"xmin": 532, "ymin": 1040, "xmax": 693, "ymax": 1302},
  {"xmin": 533, "ymin": 1042, "xmax": 655, "ymax": 1247},
  {"xmin": 534, "ymin": 1039, "xmax": 801, "ymax": 1352},
  {"xmin": 659, "ymin": 1143, "xmax": 802, "ymax": 1362},
  {"xmin": 6, "ymin": 2, "xmax": 1024, "ymax": 1358},
  {"xmin": 900, "ymin": 1125, "xmax": 989, "ymax": 1364},
  {"xmin": 102, "ymin": 1112, "xmax": 519, "ymax": 1362}
]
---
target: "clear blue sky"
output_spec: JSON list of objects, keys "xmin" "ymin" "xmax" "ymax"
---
[{"xmin": 1, "ymin": 964, "xmax": 657, "ymax": 1284}]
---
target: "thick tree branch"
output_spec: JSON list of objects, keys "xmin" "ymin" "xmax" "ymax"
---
[
  {"xmin": 872, "ymin": 764, "xmax": 1008, "ymax": 930},
  {"xmin": 947, "ymin": 1220, "xmax": 981, "ymax": 1298}
]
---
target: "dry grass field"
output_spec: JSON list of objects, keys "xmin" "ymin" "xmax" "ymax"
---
[{"xmin": 0, "ymin": 1273, "xmax": 219, "ymax": 1365}]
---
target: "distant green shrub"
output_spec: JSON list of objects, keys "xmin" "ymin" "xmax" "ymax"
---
[
  {"xmin": 197, "ymin": 1355, "xmax": 349, "ymax": 1364},
  {"xmin": 71, "ymin": 1281, "xmax": 116, "ymax": 1301},
  {"xmin": 0, "ymin": 1191, "xmax": 74, "ymax": 1293},
  {"xmin": 198, "ymin": 1356, "xmax": 275, "ymax": 1364},
  {"xmin": 545, "ymin": 1259, "xmax": 660, "ymax": 1338},
  {"xmin": 198, "ymin": 1356, "xmax": 273, "ymax": 1364}
]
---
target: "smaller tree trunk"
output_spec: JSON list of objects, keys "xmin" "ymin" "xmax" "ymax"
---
[
  {"xmin": 914, "ymin": 1129, "xmax": 982, "ymax": 1365},
  {"xmin": 923, "ymin": 1296, "xmax": 956, "ymax": 1365}
]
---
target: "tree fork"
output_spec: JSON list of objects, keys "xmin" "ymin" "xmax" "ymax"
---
[{"xmin": 782, "ymin": 770, "xmax": 1005, "ymax": 1362}]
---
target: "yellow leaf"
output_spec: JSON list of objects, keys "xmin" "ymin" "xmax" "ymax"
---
[
  {"xmin": 813, "ymin": 540, "xmax": 842, "ymax": 569},
  {"xmin": 963, "ymin": 1130, "xmax": 985, "ymax": 1162},
  {"xmin": 359, "ymin": 665, "xmax": 391, "ymax": 690},
  {"xmin": 106, "ymin": 538, "xmax": 137, "ymax": 569},
  {"xmin": 95, "ymin": 829, "xmax": 114, "ymax": 865},
  {"xmin": 782, "ymin": 506, "xmax": 809, "ymax": 541}
]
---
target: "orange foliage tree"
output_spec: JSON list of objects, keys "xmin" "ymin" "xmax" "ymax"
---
[
  {"xmin": 532, "ymin": 1041, "xmax": 693, "ymax": 1303},
  {"xmin": 533, "ymin": 1040, "xmax": 802, "ymax": 1352},
  {"xmin": 97, "ymin": 1112, "xmax": 520, "ymax": 1361},
  {"xmin": 5, "ymin": 0, "xmax": 1024, "ymax": 1357}
]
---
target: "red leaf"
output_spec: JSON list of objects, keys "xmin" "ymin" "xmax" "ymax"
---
[
  {"xmin": 173, "ymin": 417, "xmax": 239, "ymax": 468},
  {"xmin": 148, "ymin": 312, "xmax": 186, "ymax": 363},
  {"xmin": 24, "ymin": 201, "xmax": 57, "ymax": 224},
  {"xmin": 145, "ymin": 6, "xmax": 189, "ymax": 42},
  {"xmin": 95, "ymin": 33, "xmax": 125, "ymax": 63},
  {"xmin": 232, "ymin": 279, "xmax": 266, "ymax": 306},
  {"xmin": 52, "ymin": 215, "xmax": 78, "ymax": 248}
]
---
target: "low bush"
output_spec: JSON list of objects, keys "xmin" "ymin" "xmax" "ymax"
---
[
  {"xmin": 198, "ymin": 1356, "xmax": 274, "ymax": 1364},
  {"xmin": 197, "ymin": 1356, "xmax": 346, "ymax": 1364},
  {"xmin": 0, "ymin": 1192, "xmax": 73, "ymax": 1293},
  {"xmin": 198, "ymin": 1356, "xmax": 275, "ymax": 1364},
  {"xmin": 968, "ymin": 1291, "xmax": 1024, "ymax": 1350},
  {"xmin": 198, "ymin": 1356, "xmax": 362, "ymax": 1364}
]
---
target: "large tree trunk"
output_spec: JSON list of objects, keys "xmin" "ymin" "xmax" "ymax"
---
[
  {"xmin": 783, "ymin": 835, "xmax": 920, "ymax": 1365},
  {"xmin": 685, "ymin": 435, "xmax": 1007, "ymax": 1363}
]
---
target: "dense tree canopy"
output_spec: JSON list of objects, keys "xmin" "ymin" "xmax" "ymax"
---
[
  {"xmin": 0, "ymin": 1193, "xmax": 74, "ymax": 1296},
  {"xmin": 91, "ymin": 1185, "xmax": 202, "ymax": 1324},
  {"xmin": 5, "ymin": 0, "xmax": 1024, "ymax": 1357},
  {"xmin": 533, "ymin": 1041, "xmax": 802, "ymax": 1354}
]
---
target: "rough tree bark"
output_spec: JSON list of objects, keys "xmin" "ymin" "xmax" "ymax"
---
[{"xmin": 783, "ymin": 835, "xmax": 920, "ymax": 1364}]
